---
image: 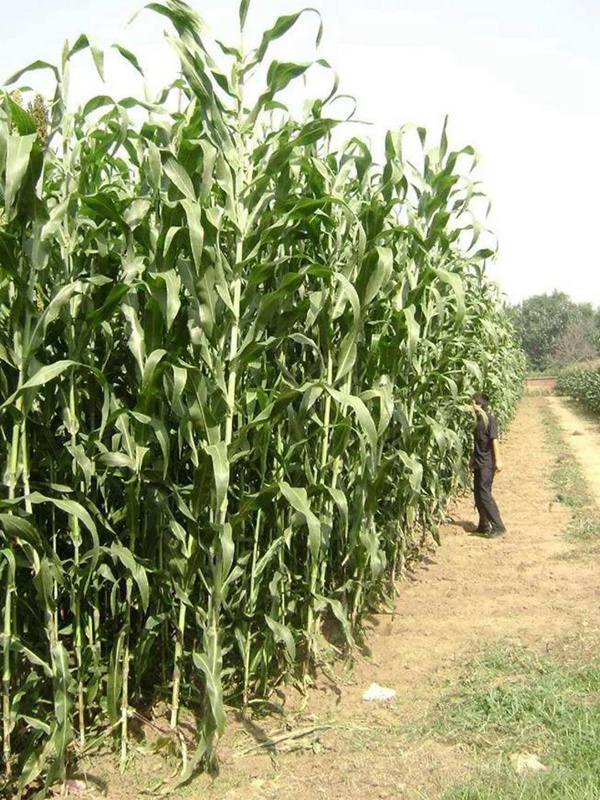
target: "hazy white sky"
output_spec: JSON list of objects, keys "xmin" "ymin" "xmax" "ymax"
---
[{"xmin": 2, "ymin": 0, "xmax": 599, "ymax": 307}]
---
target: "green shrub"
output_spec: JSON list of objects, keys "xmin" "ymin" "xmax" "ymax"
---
[{"xmin": 555, "ymin": 367, "xmax": 600, "ymax": 412}]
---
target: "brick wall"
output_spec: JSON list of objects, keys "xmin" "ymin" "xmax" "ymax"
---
[{"xmin": 524, "ymin": 376, "xmax": 556, "ymax": 392}]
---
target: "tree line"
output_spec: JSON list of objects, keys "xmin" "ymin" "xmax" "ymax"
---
[{"xmin": 507, "ymin": 291, "xmax": 600, "ymax": 373}]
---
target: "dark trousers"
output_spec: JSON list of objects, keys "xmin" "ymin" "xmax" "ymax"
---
[{"xmin": 473, "ymin": 465, "xmax": 504, "ymax": 530}]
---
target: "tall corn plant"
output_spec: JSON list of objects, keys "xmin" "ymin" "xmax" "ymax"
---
[{"xmin": 0, "ymin": 0, "xmax": 525, "ymax": 793}]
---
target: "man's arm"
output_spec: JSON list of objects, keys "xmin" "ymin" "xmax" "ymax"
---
[{"xmin": 492, "ymin": 438, "xmax": 503, "ymax": 472}]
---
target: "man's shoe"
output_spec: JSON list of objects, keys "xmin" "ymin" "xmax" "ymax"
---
[{"xmin": 488, "ymin": 526, "xmax": 506, "ymax": 537}]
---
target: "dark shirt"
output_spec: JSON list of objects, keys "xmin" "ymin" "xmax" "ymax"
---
[{"xmin": 473, "ymin": 411, "xmax": 499, "ymax": 469}]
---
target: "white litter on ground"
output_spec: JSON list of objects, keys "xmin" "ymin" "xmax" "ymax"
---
[
  {"xmin": 509, "ymin": 752, "xmax": 548, "ymax": 776},
  {"xmin": 362, "ymin": 683, "xmax": 397, "ymax": 702}
]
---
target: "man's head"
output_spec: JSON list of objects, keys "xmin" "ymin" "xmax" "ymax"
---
[{"xmin": 471, "ymin": 391, "xmax": 490, "ymax": 411}]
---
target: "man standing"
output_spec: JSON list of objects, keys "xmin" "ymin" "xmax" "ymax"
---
[{"xmin": 470, "ymin": 392, "xmax": 506, "ymax": 537}]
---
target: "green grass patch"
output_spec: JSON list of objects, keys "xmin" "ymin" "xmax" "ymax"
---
[
  {"xmin": 541, "ymin": 405, "xmax": 600, "ymax": 542},
  {"xmin": 432, "ymin": 643, "xmax": 600, "ymax": 800}
]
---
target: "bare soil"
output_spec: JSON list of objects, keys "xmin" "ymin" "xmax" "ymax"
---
[{"xmin": 76, "ymin": 395, "xmax": 600, "ymax": 800}]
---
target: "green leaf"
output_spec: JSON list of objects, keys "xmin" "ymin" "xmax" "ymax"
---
[
  {"xmin": 398, "ymin": 451, "xmax": 423, "ymax": 494},
  {"xmin": 205, "ymin": 442, "xmax": 229, "ymax": 514},
  {"xmin": 333, "ymin": 272, "xmax": 361, "ymax": 324},
  {"xmin": 142, "ymin": 348, "xmax": 167, "ymax": 393},
  {"xmin": 122, "ymin": 301, "xmax": 146, "ymax": 375},
  {"xmin": 403, "ymin": 305, "xmax": 420, "ymax": 359},
  {"xmin": 434, "ymin": 267, "xmax": 466, "ymax": 323},
  {"xmin": 144, "ymin": 1, "xmax": 207, "ymax": 41},
  {"xmin": 26, "ymin": 493, "xmax": 99, "ymax": 557},
  {"xmin": 17, "ymin": 721, "xmax": 56, "ymax": 789},
  {"xmin": 239, "ymin": 0, "xmax": 251, "ymax": 30},
  {"xmin": 4, "ymin": 132, "xmax": 37, "ymax": 221},
  {"xmin": 314, "ymin": 594, "xmax": 354, "ymax": 647},
  {"xmin": 3, "ymin": 59, "xmax": 59, "ymax": 86},
  {"xmin": 107, "ymin": 632, "xmax": 125, "ymax": 724},
  {"xmin": 279, "ymin": 481, "xmax": 321, "ymax": 560},
  {"xmin": 266, "ymin": 60, "xmax": 311, "ymax": 96},
  {"xmin": 217, "ymin": 522, "xmax": 234, "ymax": 584},
  {"xmin": 248, "ymin": 9, "xmax": 322, "ymax": 71},
  {"xmin": 335, "ymin": 335, "xmax": 357, "ymax": 384},
  {"xmin": 27, "ymin": 283, "xmax": 80, "ymax": 357},
  {"xmin": 98, "ymin": 452, "xmax": 137, "ymax": 471},
  {"xmin": 181, "ymin": 199, "xmax": 204, "ymax": 269},
  {"xmin": 6, "ymin": 97, "xmax": 38, "ymax": 136},
  {"xmin": 25, "ymin": 360, "xmax": 76, "ymax": 388},
  {"xmin": 164, "ymin": 156, "xmax": 196, "ymax": 201},
  {"xmin": 1, "ymin": 360, "xmax": 77, "ymax": 412},
  {"xmin": 325, "ymin": 387, "xmax": 378, "ymax": 450},
  {"xmin": 82, "ymin": 193, "xmax": 126, "ymax": 228},
  {"xmin": 111, "ymin": 544, "xmax": 150, "ymax": 611},
  {"xmin": 155, "ymin": 270, "xmax": 182, "ymax": 330},
  {"xmin": 192, "ymin": 648, "xmax": 226, "ymax": 734},
  {"xmin": 364, "ymin": 246, "xmax": 393, "ymax": 305},
  {"xmin": 112, "ymin": 44, "xmax": 145, "ymax": 75},
  {"xmin": 18, "ymin": 716, "xmax": 52, "ymax": 735},
  {"xmin": 265, "ymin": 615, "xmax": 296, "ymax": 661},
  {"xmin": 68, "ymin": 34, "xmax": 105, "ymax": 81},
  {"xmin": 325, "ymin": 486, "xmax": 348, "ymax": 535},
  {"xmin": 8, "ymin": 638, "xmax": 51, "ymax": 677},
  {"xmin": 0, "ymin": 515, "xmax": 46, "ymax": 553}
]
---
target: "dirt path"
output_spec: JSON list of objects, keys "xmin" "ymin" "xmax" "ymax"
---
[{"xmin": 99, "ymin": 395, "xmax": 600, "ymax": 799}]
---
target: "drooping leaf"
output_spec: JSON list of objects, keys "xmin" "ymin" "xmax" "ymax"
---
[{"xmin": 279, "ymin": 481, "xmax": 322, "ymax": 560}]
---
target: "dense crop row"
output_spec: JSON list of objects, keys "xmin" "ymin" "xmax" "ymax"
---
[
  {"xmin": 0, "ymin": 0, "xmax": 525, "ymax": 794},
  {"xmin": 555, "ymin": 367, "xmax": 600, "ymax": 412}
]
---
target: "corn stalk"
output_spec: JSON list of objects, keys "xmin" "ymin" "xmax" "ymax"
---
[{"xmin": 0, "ymin": 0, "xmax": 526, "ymax": 791}]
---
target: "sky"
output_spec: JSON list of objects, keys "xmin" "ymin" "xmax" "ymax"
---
[{"xmin": 2, "ymin": 0, "xmax": 599, "ymax": 308}]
